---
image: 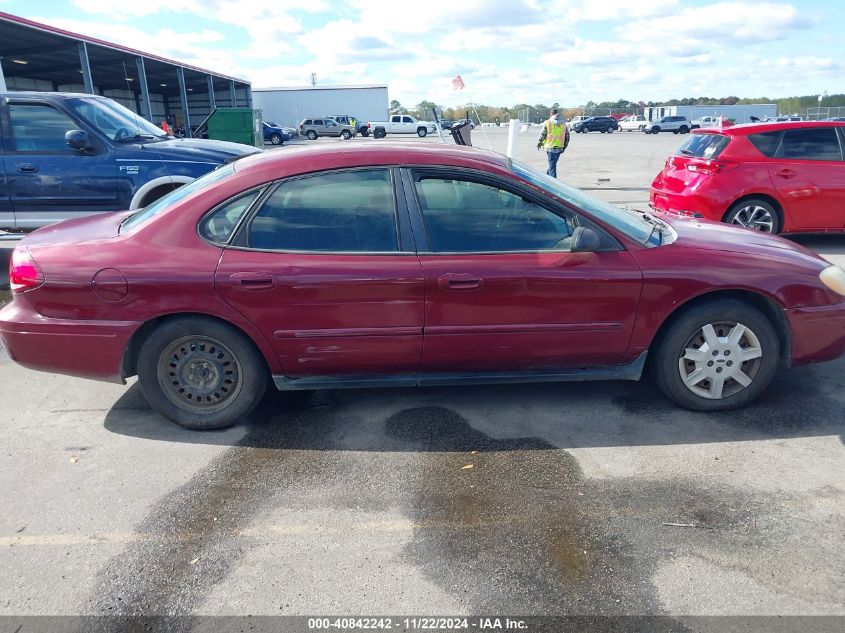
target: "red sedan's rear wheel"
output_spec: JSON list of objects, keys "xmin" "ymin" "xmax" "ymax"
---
[
  {"xmin": 137, "ymin": 317, "xmax": 268, "ymax": 429},
  {"xmin": 652, "ymin": 300, "xmax": 779, "ymax": 411}
]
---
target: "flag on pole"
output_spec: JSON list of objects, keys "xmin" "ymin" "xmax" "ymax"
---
[{"xmin": 451, "ymin": 75, "xmax": 465, "ymax": 91}]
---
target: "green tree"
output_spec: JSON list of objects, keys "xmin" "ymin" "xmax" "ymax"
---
[{"xmin": 389, "ymin": 100, "xmax": 406, "ymax": 114}]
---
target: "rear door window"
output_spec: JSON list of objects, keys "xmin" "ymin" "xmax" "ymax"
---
[
  {"xmin": 248, "ymin": 169, "xmax": 399, "ymax": 252},
  {"xmin": 777, "ymin": 128, "xmax": 842, "ymax": 161},
  {"xmin": 678, "ymin": 134, "xmax": 730, "ymax": 159}
]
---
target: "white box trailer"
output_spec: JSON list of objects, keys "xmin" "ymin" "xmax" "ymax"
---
[
  {"xmin": 644, "ymin": 104, "xmax": 777, "ymax": 124},
  {"xmin": 252, "ymin": 85, "xmax": 389, "ymax": 130}
]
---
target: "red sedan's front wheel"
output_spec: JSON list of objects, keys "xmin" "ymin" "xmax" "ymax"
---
[
  {"xmin": 652, "ymin": 300, "xmax": 779, "ymax": 411},
  {"xmin": 137, "ymin": 317, "xmax": 268, "ymax": 429}
]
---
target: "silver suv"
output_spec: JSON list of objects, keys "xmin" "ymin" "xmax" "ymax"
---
[
  {"xmin": 644, "ymin": 116, "xmax": 692, "ymax": 134},
  {"xmin": 299, "ymin": 117, "xmax": 356, "ymax": 140}
]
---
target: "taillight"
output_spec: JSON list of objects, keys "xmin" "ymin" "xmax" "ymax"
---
[
  {"xmin": 9, "ymin": 247, "xmax": 44, "ymax": 293},
  {"xmin": 684, "ymin": 158, "xmax": 739, "ymax": 175}
]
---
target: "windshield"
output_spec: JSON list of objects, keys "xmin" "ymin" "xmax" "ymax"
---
[
  {"xmin": 65, "ymin": 97, "xmax": 168, "ymax": 142},
  {"xmin": 511, "ymin": 161, "xmax": 653, "ymax": 243},
  {"xmin": 120, "ymin": 164, "xmax": 236, "ymax": 234}
]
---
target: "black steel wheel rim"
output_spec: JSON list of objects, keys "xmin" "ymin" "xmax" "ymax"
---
[{"xmin": 157, "ymin": 335, "xmax": 243, "ymax": 413}]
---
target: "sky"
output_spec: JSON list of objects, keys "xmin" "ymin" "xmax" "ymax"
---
[{"xmin": 0, "ymin": 0, "xmax": 840, "ymax": 108}]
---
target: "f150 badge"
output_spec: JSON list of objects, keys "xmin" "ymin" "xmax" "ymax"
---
[{"xmin": 119, "ymin": 165, "xmax": 140, "ymax": 174}]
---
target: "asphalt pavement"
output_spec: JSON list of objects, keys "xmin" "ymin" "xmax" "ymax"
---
[{"xmin": 0, "ymin": 128, "xmax": 843, "ymax": 630}]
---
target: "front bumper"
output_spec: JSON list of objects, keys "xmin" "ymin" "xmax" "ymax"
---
[
  {"xmin": 0, "ymin": 295, "xmax": 141, "ymax": 384},
  {"xmin": 786, "ymin": 300, "xmax": 845, "ymax": 366}
]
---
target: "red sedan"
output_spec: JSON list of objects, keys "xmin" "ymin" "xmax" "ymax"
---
[
  {"xmin": 2, "ymin": 144, "xmax": 845, "ymax": 429},
  {"xmin": 650, "ymin": 121, "xmax": 845, "ymax": 233}
]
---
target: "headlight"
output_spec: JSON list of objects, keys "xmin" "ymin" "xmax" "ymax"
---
[{"xmin": 819, "ymin": 265, "xmax": 845, "ymax": 296}]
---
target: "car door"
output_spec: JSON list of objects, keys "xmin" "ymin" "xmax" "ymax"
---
[
  {"xmin": 389, "ymin": 115, "xmax": 402, "ymax": 133},
  {"xmin": 1, "ymin": 99, "xmax": 117, "ymax": 229},
  {"xmin": 0, "ymin": 102, "xmax": 12, "ymax": 228},
  {"xmin": 215, "ymin": 167, "xmax": 425, "ymax": 377},
  {"xmin": 401, "ymin": 116, "xmax": 416, "ymax": 133},
  {"xmin": 768, "ymin": 126, "xmax": 845, "ymax": 229},
  {"xmin": 403, "ymin": 168, "xmax": 643, "ymax": 372}
]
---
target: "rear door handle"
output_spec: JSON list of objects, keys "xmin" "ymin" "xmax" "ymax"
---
[
  {"xmin": 775, "ymin": 169, "xmax": 796, "ymax": 179},
  {"xmin": 438, "ymin": 273, "xmax": 482, "ymax": 290},
  {"xmin": 17, "ymin": 163, "xmax": 38, "ymax": 173},
  {"xmin": 229, "ymin": 272, "xmax": 275, "ymax": 290}
]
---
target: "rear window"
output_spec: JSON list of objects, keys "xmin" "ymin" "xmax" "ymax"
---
[
  {"xmin": 677, "ymin": 134, "xmax": 729, "ymax": 159},
  {"xmin": 748, "ymin": 131, "xmax": 780, "ymax": 157}
]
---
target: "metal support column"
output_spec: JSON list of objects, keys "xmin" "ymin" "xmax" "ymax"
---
[
  {"xmin": 0, "ymin": 60, "xmax": 7, "ymax": 92},
  {"xmin": 207, "ymin": 74, "xmax": 216, "ymax": 111},
  {"xmin": 176, "ymin": 66, "xmax": 192, "ymax": 138},
  {"xmin": 229, "ymin": 80, "xmax": 237, "ymax": 107},
  {"xmin": 78, "ymin": 42, "xmax": 94, "ymax": 94},
  {"xmin": 136, "ymin": 57, "xmax": 153, "ymax": 122}
]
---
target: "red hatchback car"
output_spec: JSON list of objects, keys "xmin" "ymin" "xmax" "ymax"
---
[
  {"xmin": 2, "ymin": 144, "xmax": 845, "ymax": 429},
  {"xmin": 650, "ymin": 121, "xmax": 845, "ymax": 233}
]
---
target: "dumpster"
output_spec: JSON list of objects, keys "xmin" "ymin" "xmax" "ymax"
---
[{"xmin": 203, "ymin": 108, "xmax": 263, "ymax": 147}]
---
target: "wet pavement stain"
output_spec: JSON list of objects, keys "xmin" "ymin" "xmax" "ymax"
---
[
  {"xmin": 88, "ymin": 392, "xmax": 353, "ymax": 632},
  {"xmin": 89, "ymin": 385, "xmax": 842, "ymax": 628}
]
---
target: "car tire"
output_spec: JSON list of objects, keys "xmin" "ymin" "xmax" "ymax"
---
[
  {"xmin": 607, "ymin": 125, "xmax": 615, "ymax": 133},
  {"xmin": 137, "ymin": 317, "xmax": 269, "ymax": 430},
  {"xmin": 269, "ymin": 133, "xmax": 282, "ymax": 145},
  {"xmin": 725, "ymin": 198, "xmax": 780, "ymax": 234},
  {"xmin": 417, "ymin": 127, "xmax": 428, "ymax": 137},
  {"xmin": 638, "ymin": 125, "xmax": 645, "ymax": 131},
  {"xmin": 306, "ymin": 130, "xmax": 318, "ymax": 140},
  {"xmin": 361, "ymin": 128, "xmax": 370, "ymax": 137},
  {"xmin": 652, "ymin": 300, "xmax": 779, "ymax": 412},
  {"xmin": 373, "ymin": 127, "xmax": 386, "ymax": 139},
  {"xmin": 651, "ymin": 126, "xmax": 661, "ymax": 134},
  {"xmin": 341, "ymin": 130, "xmax": 352, "ymax": 140},
  {"xmin": 679, "ymin": 126, "xmax": 689, "ymax": 134}
]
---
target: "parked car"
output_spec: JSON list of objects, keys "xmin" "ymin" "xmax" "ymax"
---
[
  {"xmin": 368, "ymin": 115, "xmax": 437, "ymax": 138},
  {"xmin": 824, "ymin": 117, "xmax": 845, "ymax": 122},
  {"xmin": 691, "ymin": 115, "xmax": 722, "ymax": 129},
  {"xmin": 650, "ymin": 121, "xmax": 845, "ymax": 234},
  {"xmin": 568, "ymin": 115, "xmax": 590, "ymax": 129},
  {"xmin": 3, "ymin": 143, "xmax": 844, "ymax": 430},
  {"xmin": 262, "ymin": 121, "xmax": 291, "ymax": 145},
  {"xmin": 327, "ymin": 114, "xmax": 369, "ymax": 136},
  {"xmin": 438, "ymin": 120, "xmax": 455, "ymax": 130},
  {"xmin": 644, "ymin": 116, "xmax": 692, "ymax": 134},
  {"xmin": 763, "ymin": 116, "xmax": 803, "ymax": 123},
  {"xmin": 299, "ymin": 117, "xmax": 356, "ymax": 140},
  {"xmin": 452, "ymin": 118, "xmax": 476, "ymax": 129},
  {"xmin": 618, "ymin": 115, "xmax": 649, "ymax": 132},
  {"xmin": 572, "ymin": 116, "xmax": 619, "ymax": 133},
  {"xmin": 0, "ymin": 92, "xmax": 261, "ymax": 231}
]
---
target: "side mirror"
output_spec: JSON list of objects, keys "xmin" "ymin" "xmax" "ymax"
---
[
  {"xmin": 65, "ymin": 129, "xmax": 92, "ymax": 151},
  {"xmin": 570, "ymin": 226, "xmax": 601, "ymax": 253}
]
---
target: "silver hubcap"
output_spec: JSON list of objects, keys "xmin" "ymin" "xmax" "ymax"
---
[
  {"xmin": 158, "ymin": 336, "xmax": 242, "ymax": 413},
  {"xmin": 678, "ymin": 321, "xmax": 763, "ymax": 400},
  {"xmin": 731, "ymin": 205, "xmax": 774, "ymax": 232}
]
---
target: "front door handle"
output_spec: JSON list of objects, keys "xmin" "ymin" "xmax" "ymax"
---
[
  {"xmin": 17, "ymin": 163, "xmax": 38, "ymax": 173},
  {"xmin": 775, "ymin": 168, "xmax": 796, "ymax": 179},
  {"xmin": 229, "ymin": 272, "xmax": 275, "ymax": 290},
  {"xmin": 438, "ymin": 273, "xmax": 482, "ymax": 290}
]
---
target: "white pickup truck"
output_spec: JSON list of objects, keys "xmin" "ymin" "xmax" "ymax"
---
[
  {"xmin": 369, "ymin": 115, "xmax": 437, "ymax": 138},
  {"xmin": 618, "ymin": 114, "xmax": 648, "ymax": 131},
  {"xmin": 691, "ymin": 115, "xmax": 721, "ymax": 129}
]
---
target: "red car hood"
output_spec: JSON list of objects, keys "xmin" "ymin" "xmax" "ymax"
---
[
  {"xmin": 21, "ymin": 211, "xmax": 130, "ymax": 248},
  {"xmin": 659, "ymin": 213, "xmax": 828, "ymax": 266}
]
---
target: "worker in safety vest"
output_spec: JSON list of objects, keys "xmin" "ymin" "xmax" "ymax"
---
[{"xmin": 536, "ymin": 108, "xmax": 570, "ymax": 178}]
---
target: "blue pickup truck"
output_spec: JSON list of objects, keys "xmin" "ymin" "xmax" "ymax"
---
[{"xmin": 0, "ymin": 92, "xmax": 261, "ymax": 230}]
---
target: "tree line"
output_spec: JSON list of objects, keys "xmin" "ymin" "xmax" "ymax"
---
[{"xmin": 390, "ymin": 94, "xmax": 845, "ymax": 123}]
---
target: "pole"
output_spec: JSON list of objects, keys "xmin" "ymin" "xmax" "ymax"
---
[{"xmin": 506, "ymin": 118, "xmax": 520, "ymax": 159}]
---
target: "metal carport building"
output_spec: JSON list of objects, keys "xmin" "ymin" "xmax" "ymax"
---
[{"xmin": 0, "ymin": 11, "xmax": 251, "ymax": 137}]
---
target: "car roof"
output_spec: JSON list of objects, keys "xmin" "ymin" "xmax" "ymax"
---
[
  {"xmin": 234, "ymin": 143, "xmax": 511, "ymax": 180},
  {"xmin": 694, "ymin": 120, "xmax": 845, "ymax": 136}
]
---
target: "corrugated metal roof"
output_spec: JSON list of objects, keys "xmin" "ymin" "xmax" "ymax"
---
[{"xmin": 0, "ymin": 10, "xmax": 249, "ymax": 84}]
